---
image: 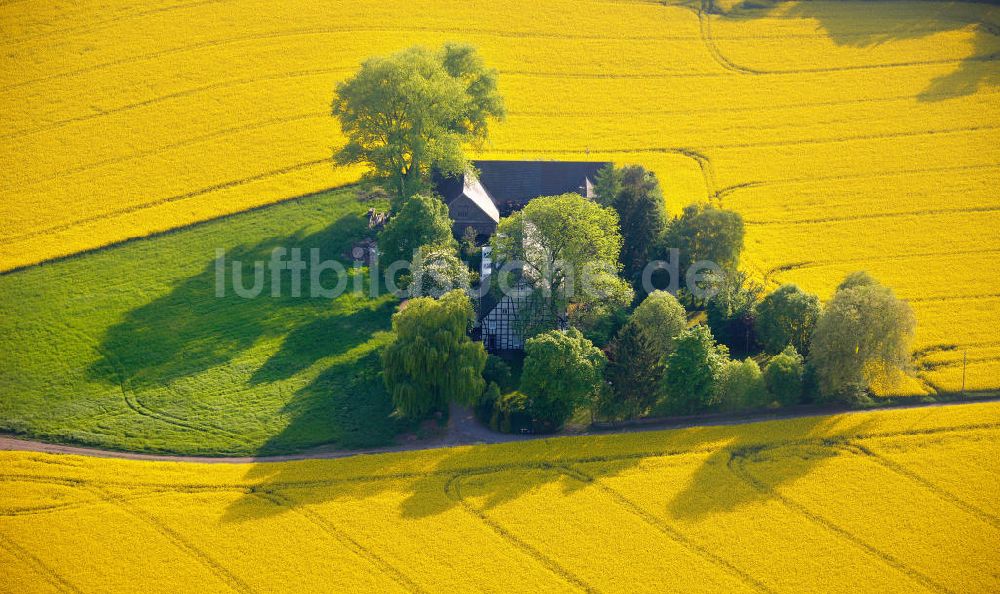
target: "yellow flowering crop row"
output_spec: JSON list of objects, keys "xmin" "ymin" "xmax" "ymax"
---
[{"xmin": 1, "ymin": 401, "xmax": 997, "ymax": 592}]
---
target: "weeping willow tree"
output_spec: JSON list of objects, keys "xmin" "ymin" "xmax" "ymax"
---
[{"xmin": 382, "ymin": 290, "xmax": 487, "ymax": 418}]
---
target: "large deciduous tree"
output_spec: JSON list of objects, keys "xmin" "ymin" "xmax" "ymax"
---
[
  {"xmin": 332, "ymin": 44, "xmax": 505, "ymax": 208},
  {"xmin": 661, "ymin": 325, "xmax": 729, "ymax": 415},
  {"xmin": 660, "ymin": 203, "xmax": 745, "ymax": 274},
  {"xmin": 520, "ymin": 329, "xmax": 606, "ymax": 431},
  {"xmin": 492, "ymin": 193, "xmax": 633, "ymax": 324},
  {"xmin": 809, "ymin": 273, "xmax": 916, "ymax": 401},
  {"xmin": 628, "ymin": 290, "xmax": 687, "ymax": 361},
  {"xmin": 382, "ymin": 290, "xmax": 486, "ymax": 418},
  {"xmin": 754, "ymin": 284, "xmax": 820, "ymax": 355}
]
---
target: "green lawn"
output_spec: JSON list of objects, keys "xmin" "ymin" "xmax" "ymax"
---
[{"xmin": 0, "ymin": 188, "xmax": 406, "ymax": 455}]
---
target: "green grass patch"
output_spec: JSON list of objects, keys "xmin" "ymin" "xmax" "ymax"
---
[{"xmin": 0, "ymin": 188, "xmax": 406, "ymax": 455}]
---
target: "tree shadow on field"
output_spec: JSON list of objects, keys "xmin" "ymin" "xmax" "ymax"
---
[
  {"xmin": 86, "ymin": 209, "xmax": 401, "ymax": 452},
  {"xmin": 668, "ymin": 413, "xmax": 876, "ymax": 521},
  {"xmin": 218, "ymin": 410, "xmax": 878, "ymax": 547},
  {"xmin": 715, "ymin": 0, "xmax": 999, "ymax": 100}
]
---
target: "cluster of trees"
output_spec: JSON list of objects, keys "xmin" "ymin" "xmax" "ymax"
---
[{"xmin": 337, "ymin": 45, "xmax": 917, "ymax": 432}]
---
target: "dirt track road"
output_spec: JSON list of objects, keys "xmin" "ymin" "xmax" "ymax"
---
[{"xmin": 1, "ymin": 397, "xmax": 996, "ymax": 464}]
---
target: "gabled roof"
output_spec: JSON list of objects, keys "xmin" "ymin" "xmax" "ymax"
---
[
  {"xmin": 461, "ymin": 175, "xmax": 500, "ymax": 223},
  {"xmin": 471, "ymin": 160, "xmax": 608, "ymax": 204},
  {"xmin": 434, "ymin": 160, "xmax": 611, "ymax": 206}
]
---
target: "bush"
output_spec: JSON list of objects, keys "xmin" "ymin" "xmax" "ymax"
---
[
  {"xmin": 763, "ymin": 346, "xmax": 805, "ymax": 406},
  {"xmin": 714, "ymin": 358, "xmax": 768, "ymax": 411},
  {"xmin": 494, "ymin": 391, "xmax": 535, "ymax": 433}
]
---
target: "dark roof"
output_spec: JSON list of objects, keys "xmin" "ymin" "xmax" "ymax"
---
[{"xmin": 434, "ymin": 160, "xmax": 610, "ymax": 205}]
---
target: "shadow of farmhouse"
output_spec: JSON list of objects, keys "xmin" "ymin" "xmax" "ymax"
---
[
  {"xmin": 716, "ymin": 0, "xmax": 999, "ymax": 100},
  {"xmin": 87, "ymin": 210, "xmax": 402, "ymax": 453}
]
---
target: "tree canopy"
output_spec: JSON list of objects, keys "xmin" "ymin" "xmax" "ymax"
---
[
  {"xmin": 629, "ymin": 290, "xmax": 687, "ymax": 361},
  {"xmin": 705, "ymin": 270, "xmax": 762, "ymax": 355},
  {"xmin": 408, "ymin": 245, "xmax": 472, "ymax": 298},
  {"xmin": 600, "ymin": 321, "xmax": 664, "ymax": 420},
  {"xmin": 492, "ymin": 193, "xmax": 632, "ymax": 321},
  {"xmin": 661, "ymin": 203, "xmax": 745, "ymax": 273},
  {"xmin": 714, "ymin": 357, "xmax": 767, "ymax": 411},
  {"xmin": 661, "ymin": 325, "xmax": 729, "ymax": 415},
  {"xmin": 755, "ymin": 284, "xmax": 820, "ymax": 355},
  {"xmin": 809, "ymin": 273, "xmax": 916, "ymax": 401},
  {"xmin": 520, "ymin": 329, "xmax": 606, "ymax": 430},
  {"xmin": 608, "ymin": 165, "xmax": 667, "ymax": 283},
  {"xmin": 764, "ymin": 346, "xmax": 805, "ymax": 406},
  {"xmin": 382, "ymin": 290, "xmax": 487, "ymax": 418},
  {"xmin": 332, "ymin": 44, "xmax": 505, "ymax": 206},
  {"xmin": 378, "ymin": 194, "xmax": 456, "ymax": 267}
]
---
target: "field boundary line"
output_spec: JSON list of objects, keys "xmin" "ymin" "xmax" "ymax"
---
[
  {"xmin": 563, "ymin": 464, "xmax": 775, "ymax": 593},
  {"xmin": 728, "ymin": 445, "xmax": 953, "ymax": 594},
  {"xmin": 444, "ymin": 469, "xmax": 597, "ymax": 593},
  {"xmin": 253, "ymin": 490, "xmax": 425, "ymax": 593},
  {"xmin": 0, "ymin": 533, "xmax": 82, "ymax": 593},
  {"xmin": 87, "ymin": 484, "xmax": 255, "ymax": 594},
  {"xmin": 2, "ymin": 402, "xmax": 999, "ymax": 467},
  {"xmin": 844, "ymin": 441, "xmax": 1000, "ymax": 530}
]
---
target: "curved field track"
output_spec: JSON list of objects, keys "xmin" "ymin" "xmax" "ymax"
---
[
  {"xmin": 0, "ymin": 402, "xmax": 997, "ymax": 592},
  {"xmin": 1, "ymin": 0, "xmax": 997, "ymax": 393}
]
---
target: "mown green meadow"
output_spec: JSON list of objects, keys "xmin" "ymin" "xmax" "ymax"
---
[{"xmin": 0, "ymin": 188, "xmax": 405, "ymax": 455}]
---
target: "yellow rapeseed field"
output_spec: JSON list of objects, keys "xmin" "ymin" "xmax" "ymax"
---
[
  {"xmin": 0, "ymin": 402, "xmax": 997, "ymax": 592},
  {"xmin": 0, "ymin": 0, "xmax": 997, "ymax": 392}
]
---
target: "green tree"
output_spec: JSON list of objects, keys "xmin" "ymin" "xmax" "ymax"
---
[
  {"xmin": 764, "ymin": 346, "xmax": 805, "ymax": 406},
  {"xmin": 660, "ymin": 203, "xmax": 745, "ymax": 273},
  {"xmin": 809, "ymin": 273, "xmax": 916, "ymax": 401},
  {"xmin": 611, "ymin": 165, "xmax": 667, "ymax": 283},
  {"xmin": 661, "ymin": 325, "xmax": 728, "ymax": 415},
  {"xmin": 593, "ymin": 163, "xmax": 622, "ymax": 207},
  {"xmin": 600, "ymin": 322, "xmax": 665, "ymax": 420},
  {"xmin": 714, "ymin": 357, "xmax": 768, "ymax": 411},
  {"xmin": 378, "ymin": 194, "xmax": 456, "ymax": 267},
  {"xmin": 706, "ymin": 270, "xmax": 762, "ymax": 355},
  {"xmin": 408, "ymin": 245, "xmax": 472, "ymax": 298},
  {"xmin": 629, "ymin": 290, "xmax": 687, "ymax": 361},
  {"xmin": 520, "ymin": 329, "xmax": 606, "ymax": 431},
  {"xmin": 332, "ymin": 44, "xmax": 505, "ymax": 207},
  {"xmin": 755, "ymin": 284, "xmax": 821, "ymax": 355},
  {"xmin": 837, "ymin": 270, "xmax": 879, "ymax": 292},
  {"xmin": 568, "ymin": 301, "xmax": 629, "ymax": 348},
  {"xmin": 493, "ymin": 193, "xmax": 633, "ymax": 323},
  {"xmin": 382, "ymin": 290, "xmax": 487, "ymax": 418}
]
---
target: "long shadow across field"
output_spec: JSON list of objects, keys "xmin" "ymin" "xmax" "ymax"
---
[
  {"xmin": 712, "ymin": 0, "xmax": 999, "ymax": 100},
  {"xmin": 219, "ymin": 410, "xmax": 876, "ymax": 534},
  {"xmin": 86, "ymin": 209, "xmax": 402, "ymax": 453}
]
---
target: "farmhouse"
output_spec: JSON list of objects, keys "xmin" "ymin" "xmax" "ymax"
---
[
  {"xmin": 435, "ymin": 160, "xmax": 610, "ymax": 238},
  {"xmin": 436, "ymin": 160, "xmax": 610, "ymax": 351}
]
